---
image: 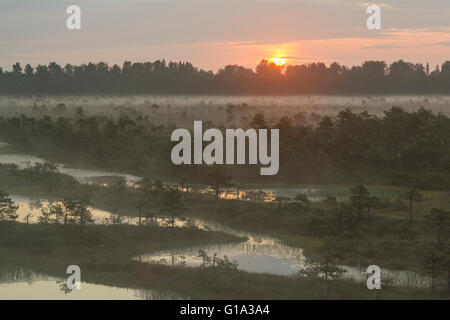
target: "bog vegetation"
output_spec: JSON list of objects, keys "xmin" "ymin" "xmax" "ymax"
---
[
  {"xmin": 0, "ymin": 161, "xmax": 449, "ymax": 297},
  {"xmin": 0, "ymin": 106, "xmax": 448, "ymax": 188}
]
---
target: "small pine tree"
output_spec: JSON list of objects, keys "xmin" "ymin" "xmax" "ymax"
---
[
  {"xmin": 0, "ymin": 191, "xmax": 19, "ymax": 222},
  {"xmin": 401, "ymin": 189, "xmax": 423, "ymax": 227},
  {"xmin": 350, "ymin": 184, "xmax": 369, "ymax": 220}
]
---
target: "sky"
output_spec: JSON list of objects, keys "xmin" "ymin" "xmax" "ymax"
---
[{"xmin": 0, "ymin": 0, "xmax": 450, "ymax": 71}]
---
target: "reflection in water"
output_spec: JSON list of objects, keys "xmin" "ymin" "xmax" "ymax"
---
[
  {"xmin": 0, "ymin": 142, "xmax": 434, "ymax": 290},
  {"xmin": 0, "ymin": 141, "xmax": 334, "ymax": 201},
  {"xmin": 137, "ymin": 217, "xmax": 433, "ymax": 289},
  {"xmin": 140, "ymin": 222, "xmax": 305, "ymax": 275},
  {"xmin": 57, "ymin": 279, "xmax": 74, "ymax": 295},
  {"xmin": 9, "ymin": 194, "xmax": 434, "ymax": 289},
  {"xmin": 0, "ymin": 145, "xmax": 140, "ymax": 185},
  {"xmin": 387, "ymin": 271, "xmax": 432, "ymax": 288},
  {"xmin": 0, "ymin": 141, "xmax": 347, "ymax": 203},
  {"xmin": 12, "ymin": 195, "xmax": 113, "ymax": 224},
  {"xmin": 0, "ymin": 266, "xmax": 185, "ymax": 300},
  {"xmin": 0, "ymin": 267, "xmax": 42, "ymax": 284},
  {"xmin": 217, "ymin": 188, "xmax": 348, "ymax": 203},
  {"xmin": 342, "ymin": 266, "xmax": 433, "ymax": 289}
]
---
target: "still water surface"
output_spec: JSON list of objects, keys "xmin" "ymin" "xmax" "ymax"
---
[
  {"xmin": 0, "ymin": 142, "xmax": 433, "ymax": 290},
  {"xmin": 0, "ymin": 267, "xmax": 184, "ymax": 300}
]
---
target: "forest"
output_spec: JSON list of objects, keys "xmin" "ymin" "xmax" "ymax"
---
[
  {"xmin": 0, "ymin": 96, "xmax": 449, "ymax": 299},
  {"xmin": 1, "ymin": 59, "xmax": 450, "ymax": 94},
  {"xmin": 2, "ymin": 0, "xmax": 450, "ymax": 304},
  {"xmin": 0, "ymin": 106, "xmax": 448, "ymax": 189}
]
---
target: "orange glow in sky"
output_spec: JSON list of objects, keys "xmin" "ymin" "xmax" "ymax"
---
[
  {"xmin": 1, "ymin": 1, "xmax": 450, "ymax": 71},
  {"xmin": 270, "ymin": 57, "xmax": 288, "ymax": 66}
]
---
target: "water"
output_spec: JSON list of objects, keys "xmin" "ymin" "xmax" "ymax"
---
[
  {"xmin": 0, "ymin": 144, "xmax": 140, "ymax": 185},
  {"xmin": 139, "ymin": 217, "xmax": 305, "ymax": 275},
  {"xmin": 218, "ymin": 187, "xmax": 348, "ymax": 203},
  {"xmin": 136, "ymin": 216, "xmax": 433, "ymax": 288},
  {"xmin": 10, "ymin": 193, "xmax": 432, "ymax": 288},
  {"xmin": 342, "ymin": 266, "xmax": 433, "ymax": 289},
  {"xmin": 11, "ymin": 195, "xmax": 113, "ymax": 224},
  {"xmin": 0, "ymin": 142, "xmax": 333, "ymax": 202},
  {"xmin": 0, "ymin": 267, "xmax": 183, "ymax": 300},
  {"xmin": 0, "ymin": 143, "xmax": 434, "ymax": 289}
]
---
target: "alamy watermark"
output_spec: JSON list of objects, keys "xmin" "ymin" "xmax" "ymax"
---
[
  {"xmin": 366, "ymin": 4, "xmax": 381, "ymax": 30},
  {"xmin": 66, "ymin": 265, "xmax": 81, "ymax": 290},
  {"xmin": 366, "ymin": 265, "xmax": 381, "ymax": 290},
  {"xmin": 171, "ymin": 121, "xmax": 279, "ymax": 175},
  {"xmin": 66, "ymin": 5, "xmax": 81, "ymax": 30},
  {"xmin": 66, "ymin": 4, "xmax": 379, "ymax": 32}
]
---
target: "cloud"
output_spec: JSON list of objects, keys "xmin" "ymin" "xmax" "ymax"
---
[
  {"xmin": 193, "ymin": 40, "xmax": 267, "ymax": 47},
  {"xmin": 357, "ymin": 2, "xmax": 392, "ymax": 9},
  {"xmin": 1, "ymin": 1, "xmax": 449, "ymax": 70},
  {"xmin": 362, "ymin": 44, "xmax": 404, "ymax": 49},
  {"xmin": 430, "ymin": 42, "xmax": 450, "ymax": 46}
]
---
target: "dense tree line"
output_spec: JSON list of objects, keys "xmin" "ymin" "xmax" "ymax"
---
[
  {"xmin": 0, "ymin": 59, "xmax": 449, "ymax": 94},
  {"xmin": 271, "ymin": 107, "xmax": 450, "ymax": 188},
  {"xmin": 0, "ymin": 106, "xmax": 448, "ymax": 188}
]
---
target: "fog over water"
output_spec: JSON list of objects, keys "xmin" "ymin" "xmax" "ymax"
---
[
  {"xmin": 1, "ymin": 95, "xmax": 449, "ymax": 120},
  {"xmin": 0, "ymin": 96, "xmax": 445, "ymax": 295}
]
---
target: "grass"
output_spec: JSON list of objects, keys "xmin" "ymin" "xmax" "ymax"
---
[
  {"xmin": 0, "ymin": 223, "xmax": 445, "ymax": 300},
  {"xmin": 0, "ymin": 165, "xmax": 448, "ymax": 284}
]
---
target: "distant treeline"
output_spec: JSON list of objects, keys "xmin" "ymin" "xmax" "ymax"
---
[
  {"xmin": 1, "ymin": 59, "xmax": 449, "ymax": 94},
  {"xmin": 0, "ymin": 107, "xmax": 449, "ymax": 188}
]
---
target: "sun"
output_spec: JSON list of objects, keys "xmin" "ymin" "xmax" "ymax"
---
[{"xmin": 270, "ymin": 57, "xmax": 288, "ymax": 66}]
